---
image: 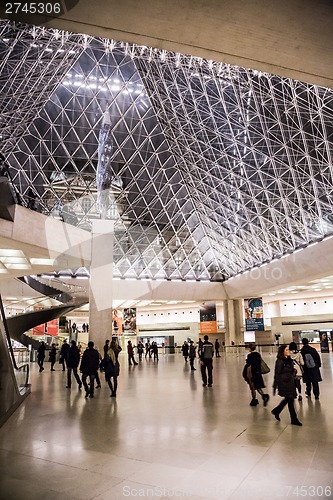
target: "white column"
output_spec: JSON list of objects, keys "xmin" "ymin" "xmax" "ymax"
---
[
  {"xmin": 224, "ymin": 299, "xmax": 243, "ymax": 346},
  {"xmin": 89, "ymin": 220, "xmax": 114, "ymax": 352}
]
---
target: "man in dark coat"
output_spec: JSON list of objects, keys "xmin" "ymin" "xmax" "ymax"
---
[
  {"xmin": 80, "ymin": 341, "xmax": 100, "ymax": 398},
  {"xmin": 66, "ymin": 340, "xmax": 82, "ymax": 389},
  {"xmin": 37, "ymin": 341, "xmax": 46, "ymax": 372},
  {"xmin": 49, "ymin": 343, "xmax": 57, "ymax": 371},
  {"xmin": 300, "ymin": 338, "xmax": 322, "ymax": 399},
  {"xmin": 200, "ymin": 335, "xmax": 214, "ymax": 387},
  {"xmin": 59, "ymin": 339, "xmax": 70, "ymax": 372},
  {"xmin": 181, "ymin": 341, "xmax": 189, "ymax": 363},
  {"xmin": 189, "ymin": 341, "xmax": 196, "ymax": 371}
]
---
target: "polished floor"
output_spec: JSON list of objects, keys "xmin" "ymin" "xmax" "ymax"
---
[{"xmin": 1, "ymin": 349, "xmax": 333, "ymax": 500}]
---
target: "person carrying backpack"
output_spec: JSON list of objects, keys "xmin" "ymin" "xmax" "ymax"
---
[
  {"xmin": 300, "ymin": 338, "xmax": 322, "ymax": 400},
  {"xmin": 200, "ymin": 335, "xmax": 214, "ymax": 387}
]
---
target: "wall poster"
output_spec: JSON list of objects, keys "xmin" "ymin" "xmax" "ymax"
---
[
  {"xmin": 244, "ymin": 298, "xmax": 264, "ymax": 331},
  {"xmin": 199, "ymin": 303, "xmax": 217, "ymax": 334},
  {"xmin": 123, "ymin": 308, "xmax": 137, "ymax": 334}
]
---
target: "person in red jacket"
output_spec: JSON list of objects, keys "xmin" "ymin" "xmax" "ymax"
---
[{"xmin": 127, "ymin": 340, "xmax": 138, "ymax": 366}]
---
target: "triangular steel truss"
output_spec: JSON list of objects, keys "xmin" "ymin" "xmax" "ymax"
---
[{"xmin": 1, "ymin": 20, "xmax": 333, "ymax": 281}]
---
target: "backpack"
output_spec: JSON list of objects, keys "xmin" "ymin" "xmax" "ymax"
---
[{"xmin": 304, "ymin": 353, "xmax": 316, "ymax": 369}]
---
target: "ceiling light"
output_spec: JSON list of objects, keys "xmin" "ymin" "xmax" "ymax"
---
[
  {"xmin": 1, "ymin": 257, "xmax": 28, "ymax": 264},
  {"xmin": 0, "ymin": 249, "xmax": 25, "ymax": 257},
  {"xmin": 30, "ymin": 258, "xmax": 55, "ymax": 265},
  {"xmin": 5, "ymin": 264, "xmax": 31, "ymax": 270}
]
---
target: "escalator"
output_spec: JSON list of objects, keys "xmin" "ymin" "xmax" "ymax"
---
[{"xmin": 0, "ymin": 293, "xmax": 30, "ymax": 427}]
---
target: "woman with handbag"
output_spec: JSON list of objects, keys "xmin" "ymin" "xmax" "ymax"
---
[
  {"xmin": 244, "ymin": 344, "xmax": 270, "ymax": 407},
  {"xmin": 289, "ymin": 341, "xmax": 304, "ymax": 401},
  {"xmin": 271, "ymin": 345, "xmax": 302, "ymax": 426},
  {"xmin": 105, "ymin": 341, "xmax": 122, "ymax": 398}
]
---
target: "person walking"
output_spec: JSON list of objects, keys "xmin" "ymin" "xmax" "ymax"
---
[
  {"xmin": 151, "ymin": 341, "xmax": 159, "ymax": 361},
  {"xmin": 145, "ymin": 341, "xmax": 151, "ymax": 359},
  {"xmin": 189, "ymin": 340, "xmax": 196, "ymax": 371},
  {"xmin": 197, "ymin": 338, "xmax": 203, "ymax": 358},
  {"xmin": 80, "ymin": 341, "xmax": 100, "ymax": 398},
  {"xmin": 245, "ymin": 344, "xmax": 270, "ymax": 406},
  {"xmin": 181, "ymin": 341, "xmax": 189, "ymax": 363},
  {"xmin": 289, "ymin": 341, "xmax": 304, "ymax": 401},
  {"xmin": 215, "ymin": 339, "xmax": 221, "ymax": 357},
  {"xmin": 271, "ymin": 344, "xmax": 302, "ymax": 426},
  {"xmin": 37, "ymin": 341, "xmax": 46, "ymax": 372},
  {"xmin": 127, "ymin": 341, "xmax": 138, "ymax": 365},
  {"xmin": 105, "ymin": 341, "xmax": 122, "ymax": 398},
  {"xmin": 59, "ymin": 339, "xmax": 70, "ymax": 372},
  {"xmin": 103, "ymin": 339, "xmax": 110, "ymax": 358},
  {"xmin": 200, "ymin": 335, "xmax": 214, "ymax": 387},
  {"xmin": 49, "ymin": 343, "xmax": 57, "ymax": 371},
  {"xmin": 66, "ymin": 340, "xmax": 82, "ymax": 389},
  {"xmin": 300, "ymin": 338, "xmax": 322, "ymax": 399},
  {"xmin": 137, "ymin": 341, "xmax": 144, "ymax": 361}
]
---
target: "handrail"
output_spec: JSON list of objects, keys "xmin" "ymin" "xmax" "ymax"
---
[
  {"xmin": 30, "ymin": 275, "xmax": 87, "ymax": 295},
  {"xmin": 0, "ymin": 293, "xmax": 30, "ymax": 387},
  {"xmin": 4, "ymin": 290, "xmax": 86, "ymax": 315}
]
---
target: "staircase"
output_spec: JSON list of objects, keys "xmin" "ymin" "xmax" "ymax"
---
[{"xmin": 7, "ymin": 277, "xmax": 89, "ymax": 348}]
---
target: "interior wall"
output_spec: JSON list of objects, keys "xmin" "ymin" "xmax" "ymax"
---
[{"xmin": 5, "ymin": 0, "xmax": 333, "ymax": 88}]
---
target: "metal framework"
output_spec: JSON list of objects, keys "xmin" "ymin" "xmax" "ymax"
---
[{"xmin": 1, "ymin": 20, "xmax": 333, "ymax": 281}]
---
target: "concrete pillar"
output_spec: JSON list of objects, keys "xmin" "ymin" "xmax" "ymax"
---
[
  {"xmin": 89, "ymin": 220, "xmax": 114, "ymax": 352},
  {"xmin": 224, "ymin": 299, "xmax": 243, "ymax": 346}
]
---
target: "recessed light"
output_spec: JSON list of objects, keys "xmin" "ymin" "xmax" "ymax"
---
[
  {"xmin": 1, "ymin": 257, "xmax": 29, "ymax": 264},
  {"xmin": 0, "ymin": 249, "xmax": 25, "ymax": 257},
  {"xmin": 5, "ymin": 263, "xmax": 31, "ymax": 270},
  {"xmin": 30, "ymin": 258, "xmax": 55, "ymax": 265}
]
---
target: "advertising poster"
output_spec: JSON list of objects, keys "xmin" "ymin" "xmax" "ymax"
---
[
  {"xmin": 244, "ymin": 298, "xmax": 264, "ymax": 331},
  {"xmin": 199, "ymin": 303, "xmax": 217, "ymax": 334},
  {"xmin": 33, "ymin": 319, "xmax": 59, "ymax": 336},
  {"xmin": 112, "ymin": 309, "xmax": 123, "ymax": 334},
  {"xmin": 123, "ymin": 307, "xmax": 137, "ymax": 334}
]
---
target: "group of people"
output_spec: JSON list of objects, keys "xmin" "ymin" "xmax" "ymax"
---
[
  {"xmin": 143, "ymin": 340, "xmax": 160, "ymax": 360},
  {"xmin": 244, "ymin": 338, "xmax": 322, "ymax": 426},
  {"xmin": 37, "ymin": 338, "xmax": 122, "ymax": 399},
  {"xmin": 37, "ymin": 334, "xmax": 323, "ymax": 423},
  {"xmin": 181, "ymin": 336, "xmax": 215, "ymax": 385},
  {"xmin": 37, "ymin": 339, "xmax": 84, "ymax": 373}
]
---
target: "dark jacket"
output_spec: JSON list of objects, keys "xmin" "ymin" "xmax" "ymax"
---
[
  {"xmin": 189, "ymin": 344, "xmax": 196, "ymax": 359},
  {"xmin": 246, "ymin": 351, "xmax": 265, "ymax": 389},
  {"xmin": 49, "ymin": 346, "xmax": 56, "ymax": 363},
  {"xmin": 181, "ymin": 343, "xmax": 189, "ymax": 356},
  {"xmin": 300, "ymin": 344, "xmax": 322, "ymax": 383},
  {"xmin": 60, "ymin": 342, "xmax": 70, "ymax": 359},
  {"xmin": 200, "ymin": 341, "xmax": 214, "ymax": 361},
  {"xmin": 80, "ymin": 347, "xmax": 100, "ymax": 375},
  {"xmin": 37, "ymin": 343, "xmax": 46, "ymax": 360},
  {"xmin": 67, "ymin": 345, "xmax": 80, "ymax": 368},
  {"xmin": 273, "ymin": 356, "xmax": 296, "ymax": 398},
  {"xmin": 105, "ymin": 344, "xmax": 121, "ymax": 376}
]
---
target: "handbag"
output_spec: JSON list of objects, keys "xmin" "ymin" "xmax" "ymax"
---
[{"xmin": 260, "ymin": 358, "xmax": 270, "ymax": 374}]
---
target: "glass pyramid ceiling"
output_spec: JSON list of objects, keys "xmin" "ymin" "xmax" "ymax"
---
[{"xmin": 1, "ymin": 20, "xmax": 333, "ymax": 282}]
